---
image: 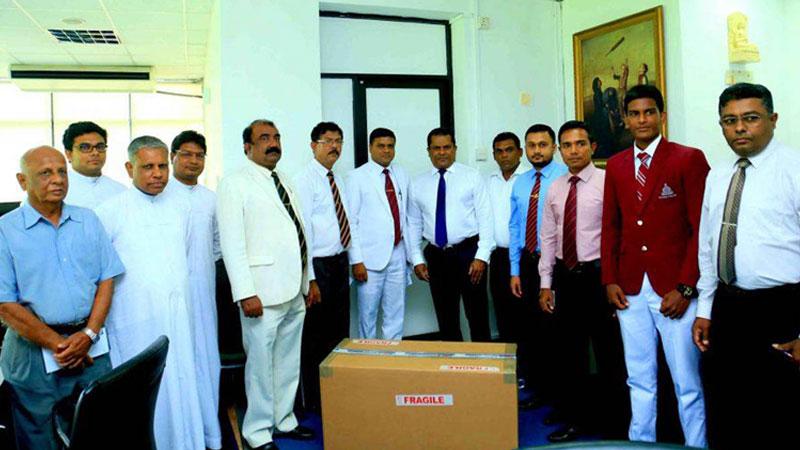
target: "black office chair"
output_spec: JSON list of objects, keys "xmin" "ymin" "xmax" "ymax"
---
[{"xmin": 53, "ymin": 335, "xmax": 169, "ymax": 450}]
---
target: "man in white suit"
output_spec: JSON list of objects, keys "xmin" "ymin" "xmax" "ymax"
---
[
  {"xmin": 217, "ymin": 119, "xmax": 318, "ymax": 450},
  {"xmin": 346, "ymin": 128, "xmax": 410, "ymax": 340}
]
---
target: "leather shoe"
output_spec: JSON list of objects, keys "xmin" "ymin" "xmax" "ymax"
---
[
  {"xmin": 518, "ymin": 396, "xmax": 543, "ymax": 410},
  {"xmin": 252, "ymin": 442, "xmax": 279, "ymax": 450},
  {"xmin": 547, "ymin": 425, "xmax": 582, "ymax": 443},
  {"xmin": 273, "ymin": 425, "xmax": 315, "ymax": 440},
  {"xmin": 543, "ymin": 410, "xmax": 564, "ymax": 426}
]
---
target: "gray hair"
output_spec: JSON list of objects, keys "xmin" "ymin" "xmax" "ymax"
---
[{"xmin": 128, "ymin": 135, "xmax": 168, "ymax": 162}]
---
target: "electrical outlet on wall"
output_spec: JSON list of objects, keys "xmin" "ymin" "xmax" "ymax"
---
[{"xmin": 478, "ymin": 16, "xmax": 490, "ymax": 30}]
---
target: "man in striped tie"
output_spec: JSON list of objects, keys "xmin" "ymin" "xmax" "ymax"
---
[
  {"xmin": 601, "ymin": 85, "xmax": 710, "ymax": 447},
  {"xmin": 294, "ymin": 122, "xmax": 357, "ymax": 413}
]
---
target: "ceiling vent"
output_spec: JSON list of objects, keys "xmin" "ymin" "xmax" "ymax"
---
[
  {"xmin": 48, "ymin": 29, "xmax": 120, "ymax": 44},
  {"xmin": 9, "ymin": 65, "xmax": 154, "ymax": 92}
]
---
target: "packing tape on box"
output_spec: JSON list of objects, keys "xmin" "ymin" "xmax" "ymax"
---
[
  {"xmin": 319, "ymin": 351, "xmax": 339, "ymax": 378},
  {"xmin": 331, "ymin": 347, "xmax": 516, "ymax": 360}
]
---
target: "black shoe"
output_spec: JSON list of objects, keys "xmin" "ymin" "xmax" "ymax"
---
[
  {"xmin": 543, "ymin": 410, "xmax": 564, "ymax": 426},
  {"xmin": 252, "ymin": 442, "xmax": 279, "ymax": 450},
  {"xmin": 547, "ymin": 425, "xmax": 582, "ymax": 443},
  {"xmin": 518, "ymin": 396, "xmax": 543, "ymax": 410},
  {"xmin": 273, "ymin": 425, "xmax": 315, "ymax": 440}
]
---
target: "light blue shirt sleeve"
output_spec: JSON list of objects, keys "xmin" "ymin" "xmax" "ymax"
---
[
  {"xmin": 509, "ymin": 179, "xmax": 524, "ymax": 276},
  {"xmin": 0, "ymin": 231, "xmax": 19, "ymax": 302}
]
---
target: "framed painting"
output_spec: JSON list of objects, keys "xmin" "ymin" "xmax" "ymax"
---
[{"xmin": 573, "ymin": 6, "xmax": 666, "ymax": 162}]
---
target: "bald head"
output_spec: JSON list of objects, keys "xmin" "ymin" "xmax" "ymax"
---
[
  {"xmin": 17, "ymin": 145, "xmax": 69, "ymax": 208},
  {"xmin": 20, "ymin": 146, "xmax": 65, "ymax": 175}
]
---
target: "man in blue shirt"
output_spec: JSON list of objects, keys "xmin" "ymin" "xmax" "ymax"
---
[
  {"xmin": 0, "ymin": 146, "xmax": 124, "ymax": 450},
  {"xmin": 508, "ymin": 124, "xmax": 568, "ymax": 409}
]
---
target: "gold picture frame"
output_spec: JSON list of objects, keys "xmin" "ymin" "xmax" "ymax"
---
[{"xmin": 573, "ymin": 6, "xmax": 666, "ymax": 163}]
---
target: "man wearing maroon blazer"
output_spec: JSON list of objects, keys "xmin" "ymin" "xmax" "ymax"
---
[{"xmin": 601, "ymin": 85, "xmax": 709, "ymax": 448}]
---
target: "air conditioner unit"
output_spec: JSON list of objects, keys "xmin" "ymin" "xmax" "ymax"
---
[{"xmin": 9, "ymin": 65, "xmax": 155, "ymax": 92}]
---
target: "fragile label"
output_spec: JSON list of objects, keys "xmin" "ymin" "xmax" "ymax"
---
[
  {"xmin": 439, "ymin": 364, "xmax": 500, "ymax": 373},
  {"xmin": 351, "ymin": 339, "xmax": 400, "ymax": 346},
  {"xmin": 395, "ymin": 394, "xmax": 454, "ymax": 407}
]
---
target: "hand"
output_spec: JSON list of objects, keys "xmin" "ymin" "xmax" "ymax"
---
[
  {"xmin": 414, "ymin": 264, "xmax": 429, "ymax": 282},
  {"xmin": 305, "ymin": 281, "xmax": 321, "ymax": 308},
  {"xmin": 606, "ymin": 284, "xmax": 629, "ymax": 310},
  {"xmin": 54, "ymin": 331, "xmax": 92, "ymax": 368},
  {"xmin": 352, "ymin": 263, "xmax": 368, "ymax": 282},
  {"xmin": 468, "ymin": 260, "xmax": 486, "ymax": 285},
  {"xmin": 660, "ymin": 289, "xmax": 690, "ymax": 319},
  {"xmin": 692, "ymin": 318, "xmax": 711, "ymax": 352},
  {"xmin": 510, "ymin": 276, "xmax": 522, "ymax": 298},
  {"xmin": 773, "ymin": 339, "xmax": 800, "ymax": 365},
  {"xmin": 240, "ymin": 296, "xmax": 264, "ymax": 318},
  {"xmin": 539, "ymin": 289, "xmax": 555, "ymax": 314}
]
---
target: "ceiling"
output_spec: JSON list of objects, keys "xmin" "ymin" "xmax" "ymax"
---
[{"xmin": 0, "ymin": 0, "xmax": 213, "ymax": 82}]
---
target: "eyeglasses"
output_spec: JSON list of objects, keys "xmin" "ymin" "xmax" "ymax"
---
[
  {"xmin": 315, "ymin": 139, "xmax": 344, "ymax": 146},
  {"xmin": 74, "ymin": 143, "xmax": 107, "ymax": 153},
  {"xmin": 720, "ymin": 114, "xmax": 764, "ymax": 128},
  {"xmin": 175, "ymin": 150, "xmax": 206, "ymax": 160}
]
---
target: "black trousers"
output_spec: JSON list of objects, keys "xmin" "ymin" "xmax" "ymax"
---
[
  {"xmin": 424, "ymin": 236, "xmax": 490, "ymax": 342},
  {"xmin": 550, "ymin": 259, "xmax": 629, "ymax": 436},
  {"xmin": 702, "ymin": 282, "xmax": 800, "ymax": 449},
  {"xmin": 517, "ymin": 249, "xmax": 549, "ymax": 390},
  {"xmin": 300, "ymin": 252, "xmax": 350, "ymax": 410},
  {"xmin": 489, "ymin": 247, "xmax": 520, "ymax": 345}
]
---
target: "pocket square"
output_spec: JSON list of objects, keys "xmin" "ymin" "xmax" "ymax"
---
[{"xmin": 658, "ymin": 183, "xmax": 677, "ymax": 199}]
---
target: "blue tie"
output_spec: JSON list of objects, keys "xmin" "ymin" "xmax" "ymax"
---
[{"xmin": 435, "ymin": 168, "xmax": 448, "ymax": 248}]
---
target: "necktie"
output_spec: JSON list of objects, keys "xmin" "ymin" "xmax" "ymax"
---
[
  {"xmin": 327, "ymin": 171, "xmax": 351, "ymax": 249},
  {"xmin": 562, "ymin": 175, "xmax": 580, "ymax": 269},
  {"xmin": 435, "ymin": 168, "xmax": 448, "ymax": 248},
  {"xmin": 271, "ymin": 172, "xmax": 307, "ymax": 271},
  {"xmin": 525, "ymin": 171, "xmax": 542, "ymax": 254},
  {"xmin": 383, "ymin": 169, "xmax": 401, "ymax": 246},
  {"xmin": 636, "ymin": 151, "xmax": 650, "ymax": 202},
  {"xmin": 717, "ymin": 158, "xmax": 751, "ymax": 284}
]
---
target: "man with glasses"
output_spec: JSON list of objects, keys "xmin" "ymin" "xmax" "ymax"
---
[
  {"xmin": 293, "ymin": 121, "xmax": 356, "ymax": 412},
  {"xmin": 693, "ymin": 83, "xmax": 800, "ymax": 448},
  {"xmin": 165, "ymin": 130, "xmax": 222, "ymax": 450},
  {"xmin": 63, "ymin": 121, "xmax": 126, "ymax": 208},
  {"xmin": 601, "ymin": 84, "xmax": 709, "ymax": 447}
]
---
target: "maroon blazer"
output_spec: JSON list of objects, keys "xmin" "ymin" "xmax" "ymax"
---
[{"xmin": 601, "ymin": 138, "xmax": 710, "ymax": 296}]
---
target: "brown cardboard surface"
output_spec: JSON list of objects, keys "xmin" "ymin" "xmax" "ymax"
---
[{"xmin": 321, "ymin": 339, "xmax": 518, "ymax": 450}]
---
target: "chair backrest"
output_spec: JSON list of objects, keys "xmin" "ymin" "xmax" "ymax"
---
[{"xmin": 67, "ymin": 335, "xmax": 169, "ymax": 450}]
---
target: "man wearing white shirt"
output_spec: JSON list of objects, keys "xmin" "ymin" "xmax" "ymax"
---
[
  {"xmin": 293, "ymin": 121, "xmax": 355, "ymax": 411},
  {"xmin": 346, "ymin": 128, "xmax": 410, "ymax": 340},
  {"xmin": 487, "ymin": 132, "xmax": 525, "ymax": 349},
  {"xmin": 693, "ymin": 83, "xmax": 800, "ymax": 449},
  {"xmin": 407, "ymin": 127, "xmax": 495, "ymax": 342},
  {"xmin": 62, "ymin": 122, "xmax": 126, "ymax": 208},
  {"xmin": 165, "ymin": 130, "xmax": 222, "ymax": 450}
]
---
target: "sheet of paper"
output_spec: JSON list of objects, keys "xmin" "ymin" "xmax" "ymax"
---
[{"xmin": 42, "ymin": 327, "xmax": 110, "ymax": 374}]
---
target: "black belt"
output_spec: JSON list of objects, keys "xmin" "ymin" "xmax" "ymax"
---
[
  {"xmin": 522, "ymin": 249, "xmax": 540, "ymax": 260},
  {"xmin": 313, "ymin": 251, "xmax": 349, "ymax": 262},
  {"xmin": 430, "ymin": 235, "xmax": 479, "ymax": 252},
  {"xmin": 48, "ymin": 319, "xmax": 88, "ymax": 335},
  {"xmin": 718, "ymin": 281, "xmax": 800, "ymax": 299},
  {"xmin": 556, "ymin": 258, "xmax": 600, "ymax": 275}
]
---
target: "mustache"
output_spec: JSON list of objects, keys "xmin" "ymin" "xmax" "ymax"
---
[
  {"xmin": 265, "ymin": 146, "xmax": 281, "ymax": 155},
  {"xmin": 328, "ymin": 149, "xmax": 340, "ymax": 156}
]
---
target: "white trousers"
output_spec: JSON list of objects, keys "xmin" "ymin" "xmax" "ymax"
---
[
  {"xmin": 617, "ymin": 274, "xmax": 706, "ymax": 448},
  {"xmin": 356, "ymin": 243, "xmax": 406, "ymax": 340},
  {"xmin": 240, "ymin": 293, "xmax": 306, "ymax": 447}
]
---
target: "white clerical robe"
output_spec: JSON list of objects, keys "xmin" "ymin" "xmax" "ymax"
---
[
  {"xmin": 96, "ymin": 187, "xmax": 205, "ymax": 450},
  {"xmin": 165, "ymin": 176, "xmax": 222, "ymax": 449},
  {"xmin": 65, "ymin": 170, "xmax": 126, "ymax": 209}
]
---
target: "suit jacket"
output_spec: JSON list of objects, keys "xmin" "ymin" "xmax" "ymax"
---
[
  {"xmin": 601, "ymin": 138, "xmax": 710, "ymax": 296},
  {"xmin": 345, "ymin": 161, "xmax": 410, "ymax": 271},
  {"xmin": 217, "ymin": 160, "xmax": 311, "ymax": 306}
]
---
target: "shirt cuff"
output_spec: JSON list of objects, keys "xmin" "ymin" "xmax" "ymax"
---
[
  {"xmin": 696, "ymin": 297, "xmax": 713, "ymax": 320},
  {"xmin": 474, "ymin": 248, "xmax": 491, "ymax": 263},
  {"xmin": 540, "ymin": 275, "xmax": 552, "ymax": 289}
]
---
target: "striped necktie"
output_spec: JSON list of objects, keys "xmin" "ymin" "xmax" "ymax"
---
[
  {"xmin": 717, "ymin": 158, "xmax": 751, "ymax": 284},
  {"xmin": 562, "ymin": 175, "xmax": 580, "ymax": 269},
  {"xmin": 271, "ymin": 172, "xmax": 307, "ymax": 271},
  {"xmin": 525, "ymin": 171, "xmax": 542, "ymax": 254},
  {"xmin": 636, "ymin": 151, "xmax": 651, "ymax": 202},
  {"xmin": 327, "ymin": 171, "xmax": 351, "ymax": 248}
]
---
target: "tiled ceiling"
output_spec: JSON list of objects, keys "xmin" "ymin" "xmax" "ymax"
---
[{"xmin": 0, "ymin": 0, "xmax": 213, "ymax": 81}]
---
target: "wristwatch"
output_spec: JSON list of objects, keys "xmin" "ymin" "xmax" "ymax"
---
[
  {"xmin": 676, "ymin": 284, "xmax": 698, "ymax": 299},
  {"xmin": 82, "ymin": 327, "xmax": 100, "ymax": 344}
]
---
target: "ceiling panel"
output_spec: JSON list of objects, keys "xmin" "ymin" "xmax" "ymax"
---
[
  {"xmin": 26, "ymin": 10, "xmax": 113, "ymax": 28},
  {"xmin": 185, "ymin": 0, "xmax": 213, "ymax": 13},
  {"xmin": 103, "ymin": 0, "xmax": 182, "ymax": 14},
  {"xmin": 115, "ymin": 29, "xmax": 184, "ymax": 45},
  {"xmin": 111, "ymin": 12, "xmax": 182, "ymax": 30},
  {"xmin": 74, "ymin": 54, "xmax": 133, "ymax": 65},
  {"xmin": 61, "ymin": 43, "xmax": 129, "ymax": 56},
  {"xmin": 0, "ymin": 8, "xmax": 33, "ymax": 27},
  {"xmin": 17, "ymin": 0, "xmax": 103, "ymax": 11},
  {"xmin": 12, "ymin": 53, "xmax": 76, "ymax": 64},
  {"xmin": 0, "ymin": 27, "xmax": 53, "ymax": 45},
  {"xmin": 186, "ymin": 29, "xmax": 207, "ymax": 45}
]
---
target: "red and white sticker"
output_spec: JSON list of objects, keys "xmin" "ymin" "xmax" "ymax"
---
[
  {"xmin": 439, "ymin": 365, "xmax": 500, "ymax": 373},
  {"xmin": 351, "ymin": 339, "xmax": 400, "ymax": 346},
  {"xmin": 395, "ymin": 394, "xmax": 454, "ymax": 407}
]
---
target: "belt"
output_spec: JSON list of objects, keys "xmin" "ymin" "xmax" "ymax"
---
[
  {"xmin": 431, "ymin": 235, "xmax": 479, "ymax": 252},
  {"xmin": 556, "ymin": 258, "xmax": 600, "ymax": 275},
  {"xmin": 522, "ymin": 249, "xmax": 540, "ymax": 260},
  {"xmin": 48, "ymin": 319, "xmax": 88, "ymax": 335},
  {"xmin": 718, "ymin": 281, "xmax": 800, "ymax": 299}
]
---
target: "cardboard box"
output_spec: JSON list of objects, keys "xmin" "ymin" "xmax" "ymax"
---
[{"xmin": 320, "ymin": 338, "xmax": 518, "ymax": 450}]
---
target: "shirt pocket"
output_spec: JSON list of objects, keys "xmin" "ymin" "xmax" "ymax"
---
[{"xmin": 247, "ymin": 254, "xmax": 274, "ymax": 267}]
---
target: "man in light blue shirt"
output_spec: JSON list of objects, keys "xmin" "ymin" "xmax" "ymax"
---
[
  {"xmin": 508, "ymin": 124, "xmax": 567, "ymax": 408},
  {"xmin": 0, "ymin": 146, "xmax": 124, "ymax": 450}
]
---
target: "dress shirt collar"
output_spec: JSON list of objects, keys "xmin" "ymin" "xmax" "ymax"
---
[
  {"xmin": 490, "ymin": 162, "xmax": 527, "ymax": 181},
  {"xmin": 369, "ymin": 160, "xmax": 393, "ymax": 175},
  {"xmin": 246, "ymin": 158, "xmax": 278, "ymax": 179},
  {"xmin": 69, "ymin": 169, "xmax": 101, "ymax": 185},
  {"xmin": 133, "ymin": 186, "xmax": 159, "ymax": 203},
  {"xmin": 633, "ymin": 135, "xmax": 662, "ymax": 159},
  {"xmin": 531, "ymin": 159, "xmax": 560, "ymax": 179},
  {"xmin": 311, "ymin": 158, "xmax": 335, "ymax": 177},
  {"xmin": 735, "ymin": 137, "xmax": 776, "ymax": 170},
  {"xmin": 21, "ymin": 202, "xmax": 79, "ymax": 229},
  {"xmin": 170, "ymin": 174, "xmax": 197, "ymax": 192},
  {"xmin": 571, "ymin": 162, "xmax": 598, "ymax": 183},
  {"xmin": 430, "ymin": 162, "xmax": 458, "ymax": 176}
]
